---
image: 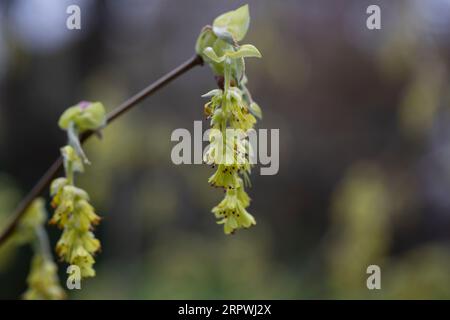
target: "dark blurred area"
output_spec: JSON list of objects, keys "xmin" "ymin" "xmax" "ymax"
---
[{"xmin": 1, "ymin": 0, "xmax": 450, "ymax": 299}]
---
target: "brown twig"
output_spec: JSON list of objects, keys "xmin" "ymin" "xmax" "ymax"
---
[{"xmin": 0, "ymin": 54, "xmax": 203, "ymax": 246}]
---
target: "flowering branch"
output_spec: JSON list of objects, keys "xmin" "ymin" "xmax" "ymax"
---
[
  {"xmin": 0, "ymin": 53, "xmax": 203, "ymax": 247},
  {"xmin": 0, "ymin": 4, "xmax": 262, "ymax": 300},
  {"xmin": 196, "ymin": 5, "xmax": 262, "ymax": 234}
]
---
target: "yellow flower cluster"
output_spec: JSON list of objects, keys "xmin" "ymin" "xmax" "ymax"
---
[
  {"xmin": 50, "ymin": 146, "xmax": 101, "ymax": 278},
  {"xmin": 20, "ymin": 198, "xmax": 65, "ymax": 300},
  {"xmin": 203, "ymin": 88, "xmax": 258, "ymax": 234},
  {"xmin": 23, "ymin": 254, "xmax": 66, "ymax": 300},
  {"xmin": 47, "ymin": 101, "xmax": 106, "ymax": 278},
  {"xmin": 196, "ymin": 4, "xmax": 262, "ymax": 234},
  {"xmin": 14, "ymin": 198, "xmax": 46, "ymax": 245}
]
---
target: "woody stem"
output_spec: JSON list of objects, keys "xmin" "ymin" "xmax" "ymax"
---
[{"xmin": 0, "ymin": 54, "xmax": 203, "ymax": 246}]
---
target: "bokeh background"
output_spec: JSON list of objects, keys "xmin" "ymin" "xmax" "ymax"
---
[{"xmin": 1, "ymin": 0, "xmax": 450, "ymax": 299}]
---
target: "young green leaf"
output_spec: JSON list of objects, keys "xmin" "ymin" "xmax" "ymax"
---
[
  {"xmin": 203, "ymin": 44, "xmax": 261, "ymax": 66},
  {"xmin": 249, "ymin": 102, "xmax": 263, "ymax": 119},
  {"xmin": 195, "ymin": 27, "xmax": 217, "ymax": 55},
  {"xmin": 232, "ymin": 57, "xmax": 245, "ymax": 84},
  {"xmin": 58, "ymin": 101, "xmax": 106, "ymax": 133},
  {"xmin": 203, "ymin": 47, "xmax": 226, "ymax": 63},
  {"xmin": 226, "ymin": 44, "xmax": 261, "ymax": 59},
  {"xmin": 202, "ymin": 89, "xmax": 223, "ymax": 98},
  {"xmin": 213, "ymin": 4, "xmax": 250, "ymax": 42}
]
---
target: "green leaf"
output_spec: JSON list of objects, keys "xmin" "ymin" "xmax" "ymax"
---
[
  {"xmin": 226, "ymin": 44, "xmax": 261, "ymax": 59},
  {"xmin": 249, "ymin": 102, "xmax": 262, "ymax": 119},
  {"xmin": 227, "ymin": 87, "xmax": 243, "ymax": 102},
  {"xmin": 58, "ymin": 106, "xmax": 82, "ymax": 130},
  {"xmin": 50, "ymin": 178, "xmax": 68, "ymax": 196},
  {"xmin": 202, "ymin": 89, "xmax": 223, "ymax": 98},
  {"xmin": 203, "ymin": 47, "xmax": 226, "ymax": 63},
  {"xmin": 213, "ymin": 4, "xmax": 250, "ymax": 42},
  {"xmin": 61, "ymin": 145, "xmax": 85, "ymax": 173},
  {"xmin": 203, "ymin": 44, "xmax": 261, "ymax": 66},
  {"xmin": 212, "ymin": 28, "xmax": 235, "ymax": 45},
  {"xmin": 76, "ymin": 102, "xmax": 106, "ymax": 132},
  {"xmin": 232, "ymin": 57, "xmax": 245, "ymax": 85},
  {"xmin": 195, "ymin": 27, "xmax": 217, "ymax": 55},
  {"xmin": 58, "ymin": 101, "xmax": 106, "ymax": 133},
  {"xmin": 67, "ymin": 122, "xmax": 90, "ymax": 165}
]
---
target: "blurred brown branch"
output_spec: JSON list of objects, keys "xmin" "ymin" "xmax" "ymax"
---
[{"xmin": 0, "ymin": 54, "xmax": 203, "ymax": 247}]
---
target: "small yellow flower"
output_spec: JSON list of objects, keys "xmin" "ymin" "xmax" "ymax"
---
[
  {"xmin": 75, "ymin": 199, "xmax": 101, "ymax": 231},
  {"xmin": 56, "ymin": 229, "xmax": 100, "ymax": 278},
  {"xmin": 229, "ymin": 104, "xmax": 256, "ymax": 131},
  {"xmin": 50, "ymin": 177, "xmax": 68, "ymax": 207},
  {"xmin": 71, "ymin": 249, "xmax": 96, "ymax": 278},
  {"xmin": 14, "ymin": 198, "xmax": 46, "ymax": 244},
  {"xmin": 208, "ymin": 164, "xmax": 240, "ymax": 189},
  {"xmin": 203, "ymin": 129, "xmax": 226, "ymax": 165},
  {"xmin": 49, "ymin": 185, "xmax": 89, "ymax": 228},
  {"xmin": 23, "ymin": 254, "xmax": 66, "ymax": 300},
  {"xmin": 212, "ymin": 184, "xmax": 255, "ymax": 234}
]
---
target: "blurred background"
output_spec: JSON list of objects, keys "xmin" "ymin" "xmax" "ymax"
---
[{"xmin": 1, "ymin": 0, "xmax": 450, "ymax": 299}]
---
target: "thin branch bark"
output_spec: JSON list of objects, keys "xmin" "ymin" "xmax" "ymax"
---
[{"xmin": 0, "ymin": 54, "xmax": 203, "ymax": 246}]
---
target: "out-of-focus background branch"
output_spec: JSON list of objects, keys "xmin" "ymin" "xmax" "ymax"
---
[{"xmin": 1, "ymin": 0, "xmax": 450, "ymax": 299}]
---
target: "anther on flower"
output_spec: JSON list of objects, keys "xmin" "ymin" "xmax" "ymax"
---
[{"xmin": 196, "ymin": 4, "xmax": 262, "ymax": 234}]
